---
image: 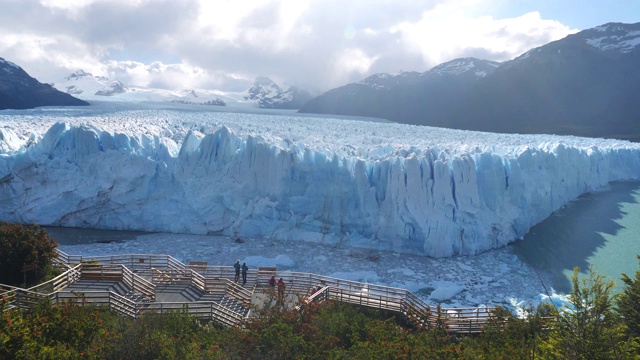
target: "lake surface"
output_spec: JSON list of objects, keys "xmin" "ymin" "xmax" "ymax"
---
[
  {"xmin": 512, "ymin": 181, "xmax": 640, "ymax": 294},
  {"xmin": 45, "ymin": 226, "xmax": 152, "ymax": 246}
]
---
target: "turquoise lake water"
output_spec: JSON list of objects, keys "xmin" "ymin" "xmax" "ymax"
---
[{"xmin": 512, "ymin": 181, "xmax": 640, "ymax": 294}]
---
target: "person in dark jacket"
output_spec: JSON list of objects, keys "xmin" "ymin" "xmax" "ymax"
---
[
  {"xmin": 233, "ymin": 260, "xmax": 241, "ymax": 282},
  {"xmin": 241, "ymin": 263, "xmax": 248, "ymax": 285}
]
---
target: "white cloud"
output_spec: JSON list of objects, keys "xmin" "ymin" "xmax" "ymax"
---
[
  {"xmin": 0, "ymin": 0, "xmax": 580, "ymax": 92},
  {"xmin": 329, "ymin": 48, "xmax": 380, "ymax": 85},
  {"xmin": 392, "ymin": 6, "xmax": 576, "ymax": 67},
  {"xmin": 102, "ymin": 60, "xmax": 251, "ymax": 91},
  {"xmin": 0, "ymin": 33, "xmax": 109, "ymax": 80}
]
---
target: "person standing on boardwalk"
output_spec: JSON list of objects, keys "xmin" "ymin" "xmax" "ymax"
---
[
  {"xmin": 241, "ymin": 262, "xmax": 248, "ymax": 285},
  {"xmin": 234, "ymin": 260, "xmax": 241, "ymax": 282},
  {"xmin": 277, "ymin": 278, "xmax": 286, "ymax": 300}
]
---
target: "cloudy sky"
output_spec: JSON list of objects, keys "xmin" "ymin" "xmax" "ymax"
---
[{"xmin": 1, "ymin": 0, "xmax": 638, "ymax": 93}]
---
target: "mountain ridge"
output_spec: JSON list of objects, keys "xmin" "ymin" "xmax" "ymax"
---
[
  {"xmin": 300, "ymin": 22, "xmax": 640, "ymax": 142},
  {"xmin": 0, "ymin": 57, "xmax": 89, "ymax": 110},
  {"xmin": 53, "ymin": 72, "xmax": 314, "ymax": 110}
]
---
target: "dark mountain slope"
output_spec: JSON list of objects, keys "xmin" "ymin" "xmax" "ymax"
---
[
  {"xmin": 300, "ymin": 22, "xmax": 640, "ymax": 141},
  {"xmin": 0, "ymin": 57, "xmax": 89, "ymax": 110}
]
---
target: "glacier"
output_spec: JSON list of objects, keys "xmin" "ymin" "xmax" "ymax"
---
[{"xmin": 1, "ymin": 103, "xmax": 640, "ymax": 257}]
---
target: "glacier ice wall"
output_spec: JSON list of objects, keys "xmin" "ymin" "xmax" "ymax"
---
[{"xmin": 1, "ymin": 121, "xmax": 640, "ymax": 257}]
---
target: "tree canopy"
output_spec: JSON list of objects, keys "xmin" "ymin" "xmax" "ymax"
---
[{"xmin": 0, "ymin": 222, "xmax": 58, "ymax": 287}]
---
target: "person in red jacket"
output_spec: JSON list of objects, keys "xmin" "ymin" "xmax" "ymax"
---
[{"xmin": 277, "ymin": 278, "xmax": 286, "ymax": 299}]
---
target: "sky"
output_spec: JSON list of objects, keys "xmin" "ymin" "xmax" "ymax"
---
[{"xmin": 1, "ymin": 0, "xmax": 638, "ymax": 93}]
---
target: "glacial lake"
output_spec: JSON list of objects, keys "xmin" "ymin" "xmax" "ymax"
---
[{"xmin": 513, "ymin": 180, "xmax": 640, "ymax": 294}]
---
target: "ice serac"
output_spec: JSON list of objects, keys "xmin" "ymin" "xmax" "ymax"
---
[{"xmin": 1, "ymin": 123, "xmax": 640, "ymax": 257}]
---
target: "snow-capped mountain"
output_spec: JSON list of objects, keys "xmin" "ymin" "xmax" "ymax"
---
[
  {"xmin": 429, "ymin": 57, "xmax": 501, "ymax": 78},
  {"xmin": 95, "ymin": 80, "xmax": 128, "ymax": 96},
  {"xmin": 299, "ymin": 57, "xmax": 500, "ymax": 120},
  {"xmin": 0, "ymin": 57, "xmax": 88, "ymax": 110},
  {"xmin": 53, "ymin": 71, "xmax": 314, "ymax": 109},
  {"xmin": 59, "ymin": 70, "xmax": 111, "ymax": 96},
  {"xmin": 301, "ymin": 22, "xmax": 640, "ymax": 142},
  {"xmin": 53, "ymin": 71, "xmax": 228, "ymax": 106},
  {"xmin": 245, "ymin": 76, "xmax": 315, "ymax": 109}
]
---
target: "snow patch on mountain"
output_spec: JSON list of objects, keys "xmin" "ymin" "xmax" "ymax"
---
[
  {"xmin": 586, "ymin": 30, "xmax": 640, "ymax": 53},
  {"xmin": 357, "ymin": 73, "xmax": 393, "ymax": 88},
  {"xmin": 95, "ymin": 80, "xmax": 128, "ymax": 96},
  {"xmin": 244, "ymin": 77, "xmax": 315, "ymax": 109},
  {"xmin": 430, "ymin": 58, "xmax": 501, "ymax": 78},
  {"xmin": 583, "ymin": 23, "xmax": 640, "ymax": 53},
  {"xmin": 0, "ymin": 58, "xmax": 19, "ymax": 73},
  {"xmin": 53, "ymin": 71, "xmax": 230, "ymax": 106}
]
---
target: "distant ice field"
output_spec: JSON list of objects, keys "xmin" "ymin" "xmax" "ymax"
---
[{"xmin": 1, "ymin": 101, "xmax": 632, "ymax": 158}]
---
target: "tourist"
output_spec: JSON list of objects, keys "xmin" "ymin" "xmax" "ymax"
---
[
  {"xmin": 268, "ymin": 275, "xmax": 276, "ymax": 287},
  {"xmin": 277, "ymin": 278, "xmax": 286, "ymax": 298},
  {"xmin": 233, "ymin": 260, "xmax": 241, "ymax": 282},
  {"xmin": 241, "ymin": 262, "xmax": 248, "ymax": 285}
]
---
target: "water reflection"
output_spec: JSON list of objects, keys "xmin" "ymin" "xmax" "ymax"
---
[{"xmin": 512, "ymin": 181, "xmax": 640, "ymax": 293}]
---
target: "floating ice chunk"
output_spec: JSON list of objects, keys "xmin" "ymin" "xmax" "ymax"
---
[{"xmin": 428, "ymin": 281, "xmax": 464, "ymax": 301}]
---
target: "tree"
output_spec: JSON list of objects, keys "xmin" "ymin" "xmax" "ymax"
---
[
  {"xmin": 465, "ymin": 305, "xmax": 551, "ymax": 359},
  {"xmin": 540, "ymin": 266, "xmax": 627, "ymax": 359},
  {"xmin": 618, "ymin": 255, "xmax": 640, "ymax": 338},
  {"xmin": 0, "ymin": 222, "xmax": 58, "ymax": 286}
]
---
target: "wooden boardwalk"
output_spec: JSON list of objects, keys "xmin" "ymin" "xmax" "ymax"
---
[{"xmin": 0, "ymin": 249, "xmax": 499, "ymax": 334}]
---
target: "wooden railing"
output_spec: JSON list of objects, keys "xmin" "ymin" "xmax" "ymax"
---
[
  {"xmin": 190, "ymin": 270, "xmax": 206, "ymax": 292},
  {"xmin": 0, "ymin": 284, "xmax": 22, "ymax": 310},
  {"xmin": 294, "ymin": 286, "xmax": 330, "ymax": 311},
  {"xmin": 0, "ymin": 265, "xmax": 82, "ymax": 311},
  {"xmin": 51, "ymin": 250, "xmax": 501, "ymax": 333},
  {"xmin": 55, "ymin": 290, "xmax": 139, "ymax": 318},
  {"xmin": 138, "ymin": 301, "xmax": 244, "ymax": 327},
  {"xmin": 225, "ymin": 279, "xmax": 252, "ymax": 307},
  {"xmin": 121, "ymin": 265, "xmax": 156, "ymax": 301},
  {"xmin": 28, "ymin": 264, "xmax": 82, "ymax": 294},
  {"xmin": 436, "ymin": 307, "xmax": 493, "ymax": 335},
  {"xmin": 56, "ymin": 253, "xmax": 181, "ymax": 271},
  {"xmin": 53, "ymin": 248, "xmax": 72, "ymax": 270}
]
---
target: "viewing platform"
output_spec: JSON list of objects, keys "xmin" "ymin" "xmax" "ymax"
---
[{"xmin": 0, "ymin": 249, "xmax": 499, "ymax": 334}]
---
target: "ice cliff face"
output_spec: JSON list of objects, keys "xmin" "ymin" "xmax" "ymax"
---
[{"xmin": 1, "ymin": 117, "xmax": 640, "ymax": 257}]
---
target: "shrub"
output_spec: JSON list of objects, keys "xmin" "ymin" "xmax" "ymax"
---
[
  {"xmin": 540, "ymin": 266, "xmax": 627, "ymax": 359},
  {"xmin": 618, "ymin": 255, "xmax": 640, "ymax": 338},
  {"xmin": 0, "ymin": 222, "xmax": 58, "ymax": 286}
]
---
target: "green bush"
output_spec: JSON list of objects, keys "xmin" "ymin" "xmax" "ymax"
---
[
  {"xmin": 539, "ymin": 266, "xmax": 628, "ymax": 359},
  {"xmin": 618, "ymin": 255, "xmax": 640, "ymax": 338},
  {"xmin": 0, "ymin": 222, "xmax": 59, "ymax": 287}
]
